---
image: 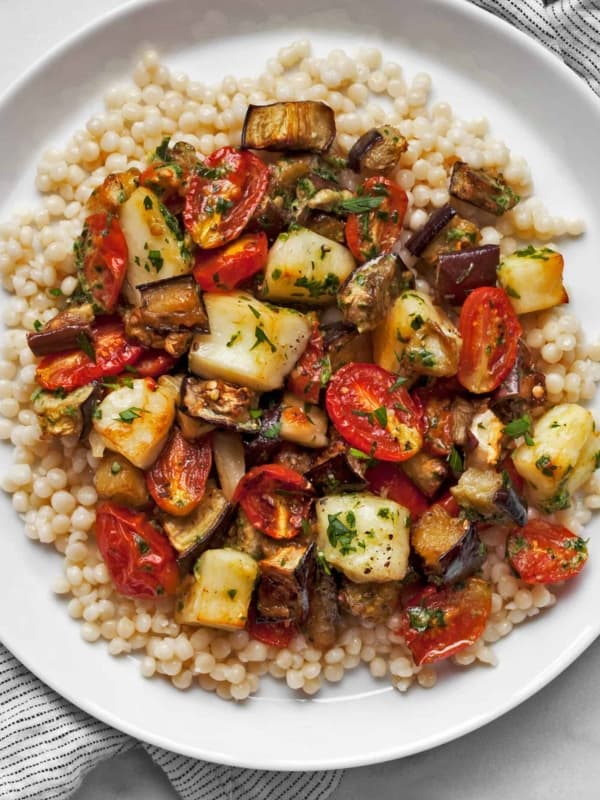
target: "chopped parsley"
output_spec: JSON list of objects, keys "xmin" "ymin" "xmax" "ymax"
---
[
  {"xmin": 335, "ymin": 195, "xmax": 385, "ymax": 214},
  {"xmin": 147, "ymin": 250, "xmax": 164, "ymax": 272},
  {"xmin": 227, "ymin": 588, "xmax": 238, "ymax": 599},
  {"xmin": 135, "ymin": 535, "xmax": 150, "ymax": 554},
  {"xmin": 117, "ymin": 407, "xmax": 143, "ymax": 423},
  {"xmin": 388, "ymin": 375, "xmax": 408, "ymax": 392},
  {"xmin": 514, "ymin": 245, "xmax": 553, "ymax": 260},
  {"xmin": 535, "ymin": 454, "xmax": 557, "ymax": 477},
  {"xmin": 448, "ymin": 446, "xmax": 464, "ymax": 473},
  {"xmin": 226, "ymin": 331, "xmax": 241, "ymax": 348},
  {"xmin": 76, "ymin": 331, "xmax": 96, "ymax": 362},
  {"xmin": 110, "ymin": 461, "xmax": 122, "ymax": 475},
  {"xmin": 33, "ymin": 319, "xmax": 43, "ymax": 332},
  {"xmin": 294, "ymin": 272, "xmax": 340, "ymax": 298},
  {"xmin": 316, "ymin": 551, "xmax": 332, "ymax": 575},
  {"xmin": 143, "ymin": 195, "xmax": 154, "ymax": 210},
  {"xmin": 373, "ymin": 406, "xmax": 388, "ymax": 427},
  {"xmin": 504, "ymin": 285, "xmax": 521, "ymax": 299},
  {"xmin": 407, "ymin": 606, "xmax": 446, "ymax": 632},
  {"xmin": 250, "ymin": 326, "xmax": 277, "ymax": 353},
  {"xmin": 503, "ymin": 415, "xmax": 534, "ymax": 445},
  {"xmin": 327, "ymin": 511, "xmax": 359, "ymax": 555},
  {"xmin": 263, "ymin": 421, "xmax": 281, "ymax": 439}
]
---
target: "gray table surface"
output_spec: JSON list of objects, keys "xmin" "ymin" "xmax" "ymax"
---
[{"xmin": 2, "ymin": 1, "xmax": 600, "ymax": 797}]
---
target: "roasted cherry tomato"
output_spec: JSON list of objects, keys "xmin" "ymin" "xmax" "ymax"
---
[
  {"xmin": 35, "ymin": 316, "xmax": 144, "ymax": 392},
  {"xmin": 457, "ymin": 287, "xmax": 521, "ymax": 394},
  {"xmin": 246, "ymin": 606, "xmax": 297, "ymax": 648},
  {"xmin": 326, "ymin": 362, "xmax": 423, "ymax": 462},
  {"xmin": 139, "ymin": 161, "xmax": 186, "ymax": 204},
  {"xmin": 366, "ymin": 462, "xmax": 429, "ymax": 519},
  {"xmin": 95, "ymin": 501, "xmax": 179, "ymax": 598},
  {"xmin": 432, "ymin": 491, "xmax": 461, "ymax": 518},
  {"xmin": 132, "ymin": 349, "xmax": 178, "ymax": 378},
  {"xmin": 183, "ymin": 147, "xmax": 269, "ymax": 248},
  {"xmin": 232, "ymin": 464, "xmax": 314, "ymax": 540},
  {"xmin": 345, "ymin": 176, "xmax": 408, "ymax": 263},
  {"xmin": 396, "ymin": 577, "xmax": 492, "ymax": 665},
  {"xmin": 413, "ymin": 389, "xmax": 454, "ymax": 457},
  {"xmin": 192, "ymin": 231, "xmax": 268, "ymax": 291},
  {"xmin": 146, "ymin": 428, "xmax": 212, "ymax": 517},
  {"xmin": 76, "ymin": 213, "xmax": 128, "ymax": 313},
  {"xmin": 506, "ymin": 518, "xmax": 588, "ymax": 584},
  {"xmin": 286, "ymin": 316, "xmax": 325, "ymax": 404}
]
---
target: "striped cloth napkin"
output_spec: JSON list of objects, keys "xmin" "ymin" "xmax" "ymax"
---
[{"xmin": 1, "ymin": 1, "xmax": 599, "ymax": 798}]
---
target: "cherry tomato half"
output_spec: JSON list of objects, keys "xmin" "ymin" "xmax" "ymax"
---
[
  {"xmin": 345, "ymin": 176, "xmax": 408, "ymax": 263},
  {"xmin": 366, "ymin": 461, "xmax": 429, "ymax": 519},
  {"xmin": 432, "ymin": 491, "xmax": 461, "ymax": 518},
  {"xmin": 95, "ymin": 501, "xmax": 179, "ymax": 598},
  {"xmin": 232, "ymin": 464, "xmax": 314, "ymax": 540},
  {"xmin": 146, "ymin": 428, "xmax": 212, "ymax": 517},
  {"xmin": 397, "ymin": 576, "xmax": 492, "ymax": 665},
  {"xmin": 192, "ymin": 231, "xmax": 268, "ymax": 291},
  {"xmin": 76, "ymin": 213, "xmax": 128, "ymax": 313},
  {"xmin": 246, "ymin": 606, "xmax": 297, "ymax": 648},
  {"xmin": 183, "ymin": 147, "xmax": 269, "ymax": 249},
  {"xmin": 35, "ymin": 316, "xmax": 144, "ymax": 392},
  {"xmin": 326, "ymin": 362, "xmax": 423, "ymax": 462},
  {"xmin": 506, "ymin": 518, "xmax": 588, "ymax": 584},
  {"xmin": 286, "ymin": 316, "xmax": 325, "ymax": 404},
  {"xmin": 457, "ymin": 287, "xmax": 522, "ymax": 394},
  {"xmin": 132, "ymin": 349, "xmax": 178, "ymax": 378}
]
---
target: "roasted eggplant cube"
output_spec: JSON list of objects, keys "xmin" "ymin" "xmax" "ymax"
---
[
  {"xmin": 161, "ymin": 483, "xmax": 234, "ymax": 561},
  {"xmin": 135, "ymin": 275, "xmax": 208, "ymax": 332},
  {"xmin": 491, "ymin": 342, "xmax": 546, "ymax": 421},
  {"xmin": 94, "ymin": 452, "xmax": 149, "ymax": 508},
  {"xmin": 338, "ymin": 253, "xmax": 403, "ymax": 333},
  {"xmin": 451, "ymin": 467, "xmax": 527, "ymax": 525},
  {"xmin": 321, "ymin": 322, "xmax": 373, "ymax": 372},
  {"xmin": 305, "ymin": 568, "xmax": 339, "ymax": 650},
  {"xmin": 175, "ymin": 548, "xmax": 258, "ymax": 630},
  {"xmin": 405, "ymin": 204, "xmax": 457, "ymax": 257},
  {"xmin": 304, "ymin": 212, "xmax": 346, "ymax": 244},
  {"xmin": 338, "ymin": 579, "xmax": 400, "ymax": 623},
  {"xmin": 449, "ymin": 161, "xmax": 520, "ymax": 216},
  {"xmin": 401, "ymin": 452, "xmax": 448, "ymax": 498},
  {"xmin": 33, "ymin": 383, "xmax": 98, "ymax": 438},
  {"xmin": 306, "ymin": 442, "xmax": 369, "ymax": 494},
  {"xmin": 27, "ymin": 303, "xmax": 95, "ymax": 357},
  {"xmin": 347, "ymin": 126, "xmax": 407, "ymax": 174},
  {"xmin": 411, "ymin": 504, "xmax": 485, "ymax": 584},
  {"xmin": 419, "ymin": 216, "xmax": 481, "ymax": 270},
  {"xmin": 256, "ymin": 543, "xmax": 315, "ymax": 624},
  {"xmin": 241, "ymin": 101, "xmax": 336, "ymax": 153},
  {"xmin": 435, "ymin": 244, "xmax": 500, "ymax": 306},
  {"xmin": 181, "ymin": 375, "xmax": 261, "ymax": 433}
]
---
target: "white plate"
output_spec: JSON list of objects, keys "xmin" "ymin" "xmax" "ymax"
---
[{"xmin": 1, "ymin": 0, "xmax": 600, "ymax": 771}]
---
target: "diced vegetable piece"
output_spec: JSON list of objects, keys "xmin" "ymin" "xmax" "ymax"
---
[
  {"xmin": 286, "ymin": 315, "xmax": 325, "ymax": 403},
  {"xmin": 175, "ymin": 548, "xmax": 258, "ymax": 630},
  {"xmin": 161, "ymin": 482, "xmax": 234, "ymax": 559},
  {"xmin": 449, "ymin": 161, "xmax": 519, "ymax": 216},
  {"xmin": 306, "ymin": 440, "xmax": 369, "ymax": 494},
  {"xmin": 86, "ymin": 168, "xmax": 140, "ymax": 214},
  {"xmin": 338, "ymin": 252, "xmax": 403, "ymax": 333},
  {"xmin": 181, "ymin": 375, "xmax": 260, "ymax": 433},
  {"xmin": 256, "ymin": 542, "xmax": 315, "ymax": 623},
  {"xmin": 280, "ymin": 392, "xmax": 328, "ymax": 449},
  {"xmin": 338, "ymin": 579, "xmax": 400, "ymax": 623},
  {"xmin": 27, "ymin": 304, "xmax": 94, "ymax": 357},
  {"xmin": 465, "ymin": 407, "xmax": 504, "ymax": 469},
  {"xmin": 451, "ymin": 467, "xmax": 528, "ymax": 525},
  {"xmin": 95, "ymin": 502, "xmax": 179, "ymax": 598},
  {"xmin": 130, "ymin": 275, "xmax": 208, "ymax": 333},
  {"xmin": 176, "ymin": 408, "xmax": 215, "ymax": 440},
  {"xmin": 397, "ymin": 577, "xmax": 492, "ymax": 665},
  {"xmin": 411, "ymin": 505, "xmax": 485, "ymax": 584},
  {"xmin": 401, "ymin": 451, "xmax": 448, "ymax": 498},
  {"xmin": 344, "ymin": 176, "xmax": 408, "ymax": 264},
  {"xmin": 405, "ymin": 204, "xmax": 457, "ymax": 257},
  {"xmin": 305, "ymin": 569, "xmax": 339, "ymax": 650},
  {"xmin": 419, "ymin": 216, "xmax": 481, "ymax": 271},
  {"xmin": 188, "ymin": 291, "xmax": 311, "ymax": 392},
  {"xmin": 233, "ymin": 464, "xmax": 314, "ymax": 540},
  {"xmin": 315, "ymin": 492, "xmax": 410, "ymax": 583},
  {"xmin": 213, "ymin": 430, "xmax": 246, "ymax": 501},
  {"xmin": 262, "ymin": 226, "xmax": 355, "ymax": 305},
  {"xmin": 347, "ymin": 126, "xmax": 407, "ymax": 173},
  {"xmin": 322, "ymin": 322, "xmax": 373, "ymax": 372},
  {"xmin": 241, "ymin": 101, "xmax": 336, "ymax": 152},
  {"xmin": 511, "ymin": 403, "xmax": 599, "ymax": 512},
  {"xmin": 146, "ymin": 428, "xmax": 212, "ymax": 516},
  {"xmin": 497, "ymin": 246, "xmax": 568, "ymax": 314},
  {"xmin": 120, "ymin": 186, "xmax": 190, "ymax": 304},
  {"xmin": 243, "ymin": 407, "xmax": 283, "ymax": 468},
  {"xmin": 413, "ymin": 388, "xmax": 454, "ymax": 456},
  {"xmin": 192, "ymin": 231, "xmax": 268, "ymax": 292},
  {"xmin": 491, "ymin": 342, "xmax": 546, "ymax": 420},
  {"xmin": 506, "ymin": 519, "xmax": 588, "ymax": 584},
  {"xmin": 92, "ymin": 376, "xmax": 178, "ymax": 470},
  {"xmin": 304, "ymin": 211, "xmax": 346, "ymax": 243},
  {"xmin": 94, "ymin": 452, "xmax": 149, "ymax": 508},
  {"xmin": 436, "ymin": 245, "xmax": 499, "ymax": 305},
  {"xmin": 372, "ymin": 290, "xmax": 462, "ymax": 378},
  {"xmin": 76, "ymin": 213, "xmax": 129, "ymax": 314},
  {"xmin": 33, "ymin": 383, "xmax": 97, "ymax": 438}
]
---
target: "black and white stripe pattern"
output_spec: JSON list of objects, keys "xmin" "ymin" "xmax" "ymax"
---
[{"xmin": 2, "ymin": 2, "xmax": 599, "ymax": 798}]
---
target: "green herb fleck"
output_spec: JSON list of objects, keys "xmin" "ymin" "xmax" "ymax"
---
[
  {"xmin": 448, "ymin": 446, "xmax": 464, "ymax": 473},
  {"xmin": 227, "ymin": 588, "xmax": 238, "ymax": 599},
  {"xmin": 336, "ymin": 195, "xmax": 385, "ymax": 214},
  {"xmin": 143, "ymin": 195, "xmax": 153, "ymax": 210},
  {"xmin": 76, "ymin": 331, "xmax": 96, "ymax": 362},
  {"xmin": 110, "ymin": 461, "xmax": 122, "ymax": 475},
  {"xmin": 251, "ymin": 326, "xmax": 277, "ymax": 353},
  {"xmin": 407, "ymin": 606, "xmax": 446, "ymax": 632},
  {"xmin": 117, "ymin": 407, "xmax": 143, "ymax": 423}
]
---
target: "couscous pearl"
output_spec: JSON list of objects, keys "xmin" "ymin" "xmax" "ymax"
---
[{"xmin": 81, "ymin": 623, "xmax": 101, "ymax": 642}]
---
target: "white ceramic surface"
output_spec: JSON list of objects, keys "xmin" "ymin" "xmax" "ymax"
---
[{"xmin": 1, "ymin": 0, "xmax": 599, "ymax": 771}]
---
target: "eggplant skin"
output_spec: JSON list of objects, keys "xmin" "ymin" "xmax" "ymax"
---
[
  {"xmin": 347, "ymin": 126, "xmax": 407, "ymax": 174},
  {"xmin": 181, "ymin": 375, "xmax": 261, "ymax": 433},
  {"xmin": 241, "ymin": 102, "xmax": 336, "ymax": 153},
  {"xmin": 338, "ymin": 253, "xmax": 403, "ymax": 333},
  {"xmin": 305, "ymin": 448, "xmax": 368, "ymax": 494},
  {"xmin": 305, "ymin": 568, "xmax": 339, "ymax": 650},
  {"xmin": 449, "ymin": 161, "xmax": 520, "ymax": 216},
  {"xmin": 256, "ymin": 542, "xmax": 316, "ymax": 624}
]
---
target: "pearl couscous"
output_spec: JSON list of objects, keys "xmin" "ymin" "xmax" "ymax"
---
[{"xmin": 1, "ymin": 42, "xmax": 599, "ymax": 702}]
